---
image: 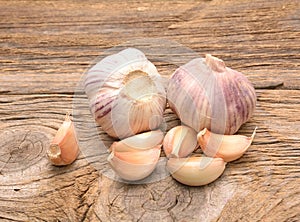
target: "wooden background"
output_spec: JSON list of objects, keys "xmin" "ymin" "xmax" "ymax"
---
[{"xmin": 0, "ymin": 0, "xmax": 299, "ymax": 221}]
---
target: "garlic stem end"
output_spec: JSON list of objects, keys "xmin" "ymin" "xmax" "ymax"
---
[
  {"xmin": 205, "ymin": 54, "xmax": 226, "ymax": 73},
  {"xmin": 107, "ymin": 151, "xmax": 114, "ymax": 162},
  {"xmin": 197, "ymin": 128, "xmax": 207, "ymax": 140},
  {"xmin": 251, "ymin": 127, "xmax": 258, "ymax": 140},
  {"xmin": 65, "ymin": 112, "xmax": 71, "ymax": 122}
]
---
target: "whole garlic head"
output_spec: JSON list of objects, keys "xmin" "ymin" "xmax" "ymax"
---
[
  {"xmin": 167, "ymin": 54, "xmax": 256, "ymax": 135},
  {"xmin": 85, "ymin": 48, "xmax": 166, "ymax": 139}
]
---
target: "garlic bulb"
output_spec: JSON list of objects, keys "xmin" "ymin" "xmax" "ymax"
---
[
  {"xmin": 167, "ymin": 156, "xmax": 226, "ymax": 186},
  {"xmin": 167, "ymin": 54, "xmax": 256, "ymax": 135},
  {"xmin": 107, "ymin": 147, "xmax": 161, "ymax": 181},
  {"xmin": 163, "ymin": 125, "xmax": 198, "ymax": 158},
  {"xmin": 85, "ymin": 48, "xmax": 166, "ymax": 139},
  {"xmin": 47, "ymin": 113, "xmax": 79, "ymax": 166},
  {"xmin": 197, "ymin": 127, "xmax": 257, "ymax": 162},
  {"xmin": 109, "ymin": 130, "xmax": 164, "ymax": 152}
]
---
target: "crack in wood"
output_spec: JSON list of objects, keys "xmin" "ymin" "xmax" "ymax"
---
[{"xmin": 254, "ymin": 81, "xmax": 284, "ymax": 89}]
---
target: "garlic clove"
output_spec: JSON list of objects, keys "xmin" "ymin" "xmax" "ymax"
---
[
  {"xmin": 163, "ymin": 125, "xmax": 198, "ymax": 158},
  {"xmin": 113, "ymin": 146, "xmax": 161, "ymax": 164},
  {"xmin": 197, "ymin": 127, "xmax": 257, "ymax": 162},
  {"xmin": 107, "ymin": 147, "xmax": 161, "ymax": 181},
  {"xmin": 47, "ymin": 113, "xmax": 79, "ymax": 166},
  {"xmin": 85, "ymin": 48, "xmax": 166, "ymax": 139},
  {"xmin": 109, "ymin": 130, "xmax": 164, "ymax": 152},
  {"xmin": 167, "ymin": 156, "xmax": 226, "ymax": 186}
]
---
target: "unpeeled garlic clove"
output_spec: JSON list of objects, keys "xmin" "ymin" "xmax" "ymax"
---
[
  {"xmin": 197, "ymin": 127, "xmax": 257, "ymax": 162},
  {"xmin": 163, "ymin": 125, "xmax": 198, "ymax": 158},
  {"xmin": 47, "ymin": 113, "xmax": 79, "ymax": 166},
  {"xmin": 107, "ymin": 147, "xmax": 161, "ymax": 181},
  {"xmin": 167, "ymin": 156, "xmax": 226, "ymax": 186},
  {"xmin": 109, "ymin": 130, "xmax": 164, "ymax": 152}
]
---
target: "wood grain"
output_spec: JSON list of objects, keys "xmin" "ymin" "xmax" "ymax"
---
[{"xmin": 0, "ymin": 0, "xmax": 299, "ymax": 221}]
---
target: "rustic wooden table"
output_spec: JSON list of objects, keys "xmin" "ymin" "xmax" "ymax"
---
[{"xmin": 0, "ymin": 0, "xmax": 299, "ymax": 221}]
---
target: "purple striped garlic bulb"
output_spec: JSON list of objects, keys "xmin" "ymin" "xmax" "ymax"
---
[
  {"xmin": 84, "ymin": 48, "xmax": 166, "ymax": 139},
  {"xmin": 167, "ymin": 54, "xmax": 256, "ymax": 135}
]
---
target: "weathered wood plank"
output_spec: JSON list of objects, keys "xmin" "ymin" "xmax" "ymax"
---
[
  {"xmin": 0, "ymin": 0, "xmax": 299, "ymax": 221},
  {"xmin": 0, "ymin": 0, "xmax": 299, "ymax": 94},
  {"xmin": 0, "ymin": 90, "xmax": 299, "ymax": 221}
]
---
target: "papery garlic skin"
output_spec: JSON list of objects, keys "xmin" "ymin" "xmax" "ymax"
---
[
  {"xmin": 107, "ymin": 147, "xmax": 161, "ymax": 181},
  {"xmin": 85, "ymin": 48, "xmax": 166, "ymax": 139},
  {"xmin": 167, "ymin": 156, "xmax": 226, "ymax": 186},
  {"xmin": 197, "ymin": 127, "xmax": 257, "ymax": 162},
  {"xmin": 109, "ymin": 130, "xmax": 164, "ymax": 152},
  {"xmin": 47, "ymin": 114, "xmax": 79, "ymax": 166},
  {"xmin": 167, "ymin": 54, "xmax": 256, "ymax": 135},
  {"xmin": 163, "ymin": 126, "xmax": 198, "ymax": 158}
]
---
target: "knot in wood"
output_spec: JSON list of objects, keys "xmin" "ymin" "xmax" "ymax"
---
[{"xmin": 0, "ymin": 129, "xmax": 47, "ymax": 173}]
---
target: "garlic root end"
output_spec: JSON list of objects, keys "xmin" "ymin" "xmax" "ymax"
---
[{"xmin": 47, "ymin": 144, "xmax": 66, "ymax": 166}]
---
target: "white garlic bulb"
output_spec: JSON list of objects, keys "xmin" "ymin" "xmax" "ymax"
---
[
  {"xmin": 85, "ymin": 48, "xmax": 166, "ymax": 139},
  {"xmin": 167, "ymin": 54, "xmax": 256, "ymax": 135}
]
